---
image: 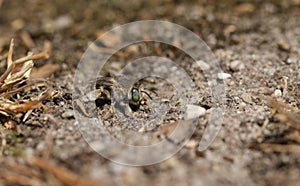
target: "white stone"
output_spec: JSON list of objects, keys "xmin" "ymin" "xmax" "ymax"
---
[
  {"xmin": 197, "ymin": 60, "xmax": 210, "ymax": 70},
  {"xmin": 230, "ymin": 60, "xmax": 245, "ymax": 71},
  {"xmin": 36, "ymin": 142, "xmax": 45, "ymax": 151},
  {"xmin": 61, "ymin": 109, "xmax": 74, "ymax": 118},
  {"xmin": 286, "ymin": 57, "xmax": 296, "ymax": 64},
  {"xmin": 217, "ymin": 72, "xmax": 231, "ymax": 79},
  {"xmin": 239, "ymin": 102, "xmax": 247, "ymax": 109},
  {"xmin": 273, "ymin": 89, "xmax": 282, "ymax": 97},
  {"xmin": 185, "ymin": 105, "xmax": 206, "ymax": 120}
]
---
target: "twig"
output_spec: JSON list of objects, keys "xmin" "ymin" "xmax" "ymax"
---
[
  {"xmin": 7, "ymin": 38, "xmax": 14, "ymax": 69},
  {"xmin": 0, "ymin": 79, "xmax": 45, "ymax": 97},
  {"xmin": 0, "ymin": 39, "xmax": 15, "ymax": 85},
  {"xmin": 27, "ymin": 157, "xmax": 106, "ymax": 186},
  {"xmin": 265, "ymin": 96, "xmax": 300, "ymax": 113},
  {"xmin": 0, "ymin": 39, "xmax": 55, "ymax": 119},
  {"xmin": 0, "ymin": 171, "xmax": 46, "ymax": 186},
  {"xmin": 0, "ymin": 39, "xmax": 50, "ymax": 86},
  {"xmin": 264, "ymin": 96, "xmax": 300, "ymax": 131},
  {"xmin": 3, "ymin": 161, "xmax": 43, "ymax": 179},
  {"xmin": 15, "ymin": 50, "xmax": 50, "ymax": 65},
  {"xmin": 20, "ymin": 31, "xmax": 36, "ymax": 49},
  {"xmin": 0, "ymin": 89, "xmax": 54, "ymax": 114},
  {"xmin": 250, "ymin": 143, "xmax": 300, "ymax": 153},
  {"xmin": 255, "ymin": 95, "xmax": 300, "ymax": 131}
]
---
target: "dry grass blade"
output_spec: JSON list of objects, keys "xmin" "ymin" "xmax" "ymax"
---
[
  {"xmin": 0, "ymin": 171, "xmax": 46, "ymax": 186},
  {"xmin": 0, "ymin": 79, "xmax": 45, "ymax": 97},
  {"xmin": 0, "ymin": 39, "xmax": 50, "ymax": 87},
  {"xmin": 7, "ymin": 38, "xmax": 13, "ymax": 69},
  {"xmin": 250, "ymin": 143, "xmax": 300, "ymax": 153},
  {"xmin": 1, "ymin": 60, "xmax": 33, "ymax": 92},
  {"xmin": 0, "ymin": 38, "xmax": 55, "ymax": 119},
  {"xmin": 0, "ymin": 90, "xmax": 55, "ymax": 116},
  {"xmin": 3, "ymin": 161, "xmax": 43, "ymax": 179},
  {"xmin": 20, "ymin": 31, "xmax": 36, "ymax": 49},
  {"xmin": 0, "ymin": 155, "xmax": 107, "ymax": 186},
  {"xmin": 251, "ymin": 97, "xmax": 300, "ymax": 154},
  {"xmin": 0, "ymin": 159, "xmax": 45, "ymax": 186},
  {"xmin": 265, "ymin": 96, "xmax": 300, "ymax": 131},
  {"xmin": 27, "ymin": 157, "xmax": 106, "ymax": 186}
]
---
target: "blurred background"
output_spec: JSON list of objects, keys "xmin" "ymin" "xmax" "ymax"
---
[{"xmin": 0, "ymin": 1, "xmax": 299, "ymax": 186}]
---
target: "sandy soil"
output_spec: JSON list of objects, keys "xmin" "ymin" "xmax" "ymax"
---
[{"xmin": 0, "ymin": 0, "xmax": 299, "ymax": 186}]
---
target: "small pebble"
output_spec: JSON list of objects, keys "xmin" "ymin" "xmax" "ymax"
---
[
  {"xmin": 197, "ymin": 60, "xmax": 210, "ymax": 71},
  {"xmin": 239, "ymin": 102, "xmax": 247, "ymax": 109},
  {"xmin": 55, "ymin": 140, "xmax": 64, "ymax": 146},
  {"xmin": 36, "ymin": 142, "xmax": 45, "ymax": 151},
  {"xmin": 185, "ymin": 139, "xmax": 198, "ymax": 149},
  {"xmin": 286, "ymin": 57, "xmax": 296, "ymax": 64},
  {"xmin": 217, "ymin": 72, "xmax": 231, "ymax": 80},
  {"xmin": 230, "ymin": 60, "xmax": 245, "ymax": 71},
  {"xmin": 185, "ymin": 105, "xmax": 206, "ymax": 120},
  {"xmin": 25, "ymin": 148, "xmax": 34, "ymax": 155},
  {"xmin": 54, "ymin": 15, "xmax": 73, "ymax": 30},
  {"xmin": 273, "ymin": 89, "xmax": 282, "ymax": 97},
  {"xmin": 96, "ymin": 31, "xmax": 121, "ymax": 48},
  {"xmin": 241, "ymin": 93, "xmax": 252, "ymax": 103},
  {"xmin": 278, "ymin": 40, "xmax": 291, "ymax": 52},
  {"xmin": 11, "ymin": 19, "xmax": 25, "ymax": 30},
  {"xmin": 62, "ymin": 63, "xmax": 68, "ymax": 70},
  {"xmin": 228, "ymin": 80, "xmax": 235, "ymax": 86},
  {"xmin": 235, "ymin": 3, "xmax": 255, "ymax": 14},
  {"xmin": 61, "ymin": 109, "xmax": 74, "ymax": 119}
]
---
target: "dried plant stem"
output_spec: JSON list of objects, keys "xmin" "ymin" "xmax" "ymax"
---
[
  {"xmin": 0, "ymin": 39, "xmax": 50, "ymax": 86},
  {"xmin": 0, "ymin": 171, "xmax": 46, "ymax": 186},
  {"xmin": 0, "ymin": 90, "xmax": 54, "ymax": 115},
  {"xmin": 264, "ymin": 96, "xmax": 300, "ymax": 131},
  {"xmin": 251, "ymin": 143, "xmax": 300, "ymax": 153},
  {"xmin": 3, "ymin": 161, "xmax": 43, "ymax": 179},
  {"xmin": 27, "ymin": 157, "xmax": 106, "ymax": 186},
  {"xmin": 7, "ymin": 38, "xmax": 14, "ymax": 69},
  {"xmin": 254, "ymin": 95, "xmax": 300, "ymax": 131},
  {"xmin": 15, "ymin": 50, "xmax": 50, "ymax": 65},
  {"xmin": 20, "ymin": 31, "xmax": 36, "ymax": 49},
  {"xmin": 0, "ymin": 79, "xmax": 45, "ymax": 97}
]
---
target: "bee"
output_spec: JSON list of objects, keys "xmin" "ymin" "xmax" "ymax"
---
[{"xmin": 94, "ymin": 77, "xmax": 152, "ymax": 119}]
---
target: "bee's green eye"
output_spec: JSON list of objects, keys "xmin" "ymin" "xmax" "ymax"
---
[{"xmin": 132, "ymin": 88, "xmax": 140, "ymax": 102}]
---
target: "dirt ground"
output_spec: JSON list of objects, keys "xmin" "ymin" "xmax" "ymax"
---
[{"xmin": 0, "ymin": 0, "xmax": 300, "ymax": 186}]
